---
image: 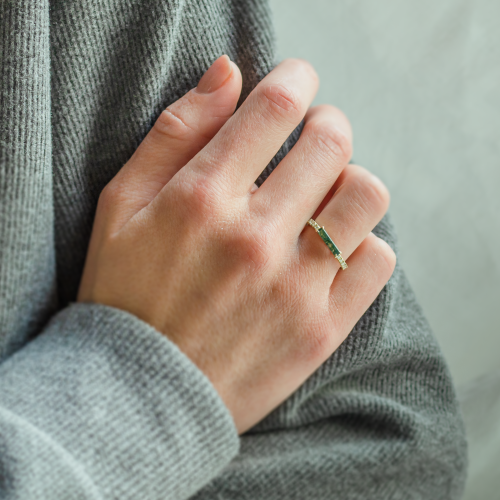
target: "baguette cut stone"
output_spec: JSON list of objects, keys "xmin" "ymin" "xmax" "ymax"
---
[
  {"xmin": 307, "ymin": 219, "xmax": 348, "ymax": 270},
  {"xmin": 318, "ymin": 228, "xmax": 341, "ymax": 256}
]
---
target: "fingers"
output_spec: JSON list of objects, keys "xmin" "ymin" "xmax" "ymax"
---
[
  {"xmin": 301, "ymin": 164, "xmax": 390, "ymax": 276},
  {"xmin": 250, "ymin": 104, "xmax": 352, "ymax": 231},
  {"xmin": 328, "ymin": 232, "xmax": 396, "ymax": 333},
  {"xmin": 187, "ymin": 58, "xmax": 319, "ymax": 197},
  {"xmin": 102, "ymin": 55, "xmax": 243, "ymax": 229}
]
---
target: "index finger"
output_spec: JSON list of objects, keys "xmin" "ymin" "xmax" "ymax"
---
[{"xmin": 187, "ymin": 58, "xmax": 319, "ymax": 197}]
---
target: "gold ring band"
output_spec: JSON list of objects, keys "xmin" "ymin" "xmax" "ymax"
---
[{"xmin": 307, "ymin": 218, "xmax": 348, "ymax": 270}]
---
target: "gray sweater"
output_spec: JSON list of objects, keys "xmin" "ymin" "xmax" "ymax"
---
[{"xmin": 0, "ymin": 0, "xmax": 467, "ymax": 498}]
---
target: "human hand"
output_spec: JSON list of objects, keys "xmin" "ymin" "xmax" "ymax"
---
[{"xmin": 78, "ymin": 55, "xmax": 395, "ymax": 434}]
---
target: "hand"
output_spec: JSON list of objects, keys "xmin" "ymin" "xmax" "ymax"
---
[{"xmin": 78, "ymin": 55, "xmax": 395, "ymax": 434}]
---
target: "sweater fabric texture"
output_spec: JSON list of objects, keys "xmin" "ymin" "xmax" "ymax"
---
[{"xmin": 0, "ymin": 0, "xmax": 467, "ymax": 498}]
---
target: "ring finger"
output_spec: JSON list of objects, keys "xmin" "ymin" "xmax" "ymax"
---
[{"xmin": 300, "ymin": 163, "xmax": 390, "ymax": 279}]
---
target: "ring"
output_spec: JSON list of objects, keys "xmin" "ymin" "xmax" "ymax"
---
[{"xmin": 307, "ymin": 218, "xmax": 348, "ymax": 270}]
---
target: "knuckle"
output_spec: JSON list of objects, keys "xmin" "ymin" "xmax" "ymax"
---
[
  {"xmin": 369, "ymin": 174, "xmax": 391, "ymax": 208},
  {"xmin": 296, "ymin": 58, "xmax": 319, "ymax": 80},
  {"xmin": 98, "ymin": 183, "xmax": 111, "ymax": 206},
  {"xmin": 98, "ymin": 180, "xmax": 121, "ymax": 209},
  {"xmin": 362, "ymin": 233, "xmax": 397, "ymax": 279},
  {"xmin": 152, "ymin": 107, "xmax": 193, "ymax": 142},
  {"xmin": 175, "ymin": 174, "xmax": 221, "ymax": 221},
  {"xmin": 285, "ymin": 58, "xmax": 320, "ymax": 85},
  {"xmin": 356, "ymin": 168, "xmax": 391, "ymax": 213},
  {"xmin": 342, "ymin": 167, "xmax": 390, "ymax": 223},
  {"xmin": 259, "ymin": 83, "xmax": 303, "ymax": 123},
  {"xmin": 228, "ymin": 224, "xmax": 276, "ymax": 270},
  {"xmin": 370, "ymin": 234, "xmax": 397, "ymax": 276},
  {"xmin": 306, "ymin": 119, "xmax": 353, "ymax": 164}
]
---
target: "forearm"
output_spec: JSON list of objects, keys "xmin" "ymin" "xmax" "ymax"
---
[{"xmin": 0, "ymin": 304, "xmax": 239, "ymax": 500}]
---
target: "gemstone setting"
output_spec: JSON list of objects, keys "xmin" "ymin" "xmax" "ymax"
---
[{"xmin": 307, "ymin": 219, "xmax": 348, "ymax": 270}]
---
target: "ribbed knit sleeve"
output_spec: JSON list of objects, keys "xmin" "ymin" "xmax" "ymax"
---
[
  {"xmin": 0, "ymin": 303, "xmax": 239, "ymax": 499},
  {"xmin": 0, "ymin": 2, "xmax": 238, "ymax": 498},
  {"xmin": 0, "ymin": 0, "xmax": 57, "ymax": 358}
]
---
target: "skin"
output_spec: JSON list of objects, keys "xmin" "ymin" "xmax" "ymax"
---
[{"xmin": 78, "ymin": 55, "xmax": 396, "ymax": 434}]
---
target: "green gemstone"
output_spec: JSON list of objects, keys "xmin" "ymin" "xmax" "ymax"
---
[{"xmin": 318, "ymin": 227, "xmax": 341, "ymax": 256}]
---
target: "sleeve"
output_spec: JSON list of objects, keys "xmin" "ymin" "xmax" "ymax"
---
[
  {"xmin": 0, "ymin": 303, "xmax": 239, "ymax": 500},
  {"xmin": 1, "ymin": 2, "xmax": 239, "ymax": 497},
  {"xmin": 190, "ymin": 214, "xmax": 468, "ymax": 500}
]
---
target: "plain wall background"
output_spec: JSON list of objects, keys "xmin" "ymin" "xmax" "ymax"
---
[{"xmin": 268, "ymin": 0, "xmax": 499, "ymax": 497}]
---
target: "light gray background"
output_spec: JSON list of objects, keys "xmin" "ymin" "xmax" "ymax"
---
[{"xmin": 269, "ymin": 0, "xmax": 499, "ymax": 497}]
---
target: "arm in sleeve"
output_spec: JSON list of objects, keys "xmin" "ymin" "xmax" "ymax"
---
[
  {"xmin": 191, "ymin": 214, "xmax": 468, "ymax": 500},
  {"xmin": 1, "ymin": 4, "xmax": 238, "ymax": 495},
  {"xmin": 0, "ymin": 303, "xmax": 239, "ymax": 500}
]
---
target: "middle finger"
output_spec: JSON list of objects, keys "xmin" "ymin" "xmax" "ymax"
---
[{"xmin": 187, "ymin": 58, "xmax": 319, "ymax": 197}]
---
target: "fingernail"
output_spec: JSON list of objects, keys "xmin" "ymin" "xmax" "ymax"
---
[{"xmin": 197, "ymin": 55, "xmax": 233, "ymax": 94}]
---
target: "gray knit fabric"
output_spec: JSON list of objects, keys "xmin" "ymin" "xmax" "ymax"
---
[{"xmin": 0, "ymin": 0, "xmax": 467, "ymax": 499}]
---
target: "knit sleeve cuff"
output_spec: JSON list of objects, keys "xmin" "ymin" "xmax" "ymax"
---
[{"xmin": 0, "ymin": 302, "xmax": 239, "ymax": 499}]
